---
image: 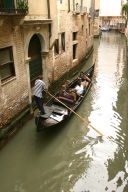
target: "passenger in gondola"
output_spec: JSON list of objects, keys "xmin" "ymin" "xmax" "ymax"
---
[
  {"xmin": 78, "ymin": 71, "xmax": 85, "ymax": 81},
  {"xmin": 65, "ymin": 80, "xmax": 71, "ymax": 87},
  {"xmin": 78, "ymin": 71, "xmax": 91, "ymax": 87},
  {"xmin": 67, "ymin": 81, "xmax": 84, "ymax": 99},
  {"xmin": 59, "ymin": 83, "xmax": 77, "ymax": 102},
  {"xmin": 59, "ymin": 84, "xmax": 67, "ymax": 95},
  {"xmin": 74, "ymin": 81, "xmax": 84, "ymax": 96}
]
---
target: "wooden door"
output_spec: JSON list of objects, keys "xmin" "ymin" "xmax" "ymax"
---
[{"xmin": 28, "ymin": 35, "xmax": 43, "ymax": 87}]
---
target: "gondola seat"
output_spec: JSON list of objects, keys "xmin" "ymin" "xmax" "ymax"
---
[{"xmin": 57, "ymin": 94, "xmax": 75, "ymax": 105}]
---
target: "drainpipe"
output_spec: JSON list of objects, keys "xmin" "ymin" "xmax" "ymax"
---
[
  {"xmin": 68, "ymin": 0, "xmax": 70, "ymax": 12},
  {"xmin": 47, "ymin": 0, "xmax": 50, "ymax": 18},
  {"xmin": 47, "ymin": 0, "xmax": 51, "ymax": 47}
]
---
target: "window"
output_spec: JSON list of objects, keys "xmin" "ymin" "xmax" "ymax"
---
[
  {"xmin": 61, "ymin": 33, "xmax": 65, "ymax": 52},
  {"xmin": 0, "ymin": 0, "xmax": 14, "ymax": 9},
  {"xmin": 89, "ymin": 22, "xmax": 90, "ymax": 35},
  {"xmin": 0, "ymin": 47, "xmax": 15, "ymax": 82},
  {"xmin": 81, "ymin": 0, "xmax": 83, "ymax": 11},
  {"xmin": 73, "ymin": 0, "xmax": 76, "ymax": 11},
  {"xmin": 54, "ymin": 39, "xmax": 59, "ymax": 55},
  {"xmin": 68, "ymin": 0, "xmax": 70, "ymax": 12},
  {"xmin": 0, "ymin": 0, "xmax": 4, "ymax": 8},
  {"xmin": 73, "ymin": 44, "xmax": 77, "ymax": 59},
  {"xmin": 72, "ymin": 32, "xmax": 77, "ymax": 41}
]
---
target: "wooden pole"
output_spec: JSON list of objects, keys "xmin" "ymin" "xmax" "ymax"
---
[{"xmin": 45, "ymin": 91, "xmax": 104, "ymax": 136}]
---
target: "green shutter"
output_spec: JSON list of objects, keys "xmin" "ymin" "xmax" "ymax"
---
[
  {"xmin": 29, "ymin": 56, "xmax": 42, "ymax": 81},
  {"xmin": 5, "ymin": 0, "xmax": 14, "ymax": 8}
]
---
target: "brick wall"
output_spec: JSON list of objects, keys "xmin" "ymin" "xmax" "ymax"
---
[
  {"xmin": 47, "ymin": 11, "xmax": 93, "ymax": 81},
  {"xmin": 0, "ymin": 11, "xmax": 93, "ymax": 128},
  {"xmin": 0, "ymin": 20, "xmax": 29, "ymax": 128}
]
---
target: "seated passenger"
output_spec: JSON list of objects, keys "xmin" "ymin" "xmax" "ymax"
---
[
  {"xmin": 81, "ymin": 80, "xmax": 89, "ymax": 88},
  {"xmin": 74, "ymin": 81, "xmax": 84, "ymax": 96},
  {"xmin": 85, "ymin": 74, "xmax": 91, "ymax": 82},
  {"xmin": 78, "ymin": 71, "xmax": 91, "ymax": 87},
  {"xmin": 59, "ymin": 84, "xmax": 67, "ymax": 95},
  {"xmin": 78, "ymin": 71, "xmax": 91, "ymax": 82},
  {"xmin": 65, "ymin": 80, "xmax": 71, "ymax": 87},
  {"xmin": 78, "ymin": 71, "xmax": 85, "ymax": 81},
  {"xmin": 66, "ymin": 89, "xmax": 77, "ymax": 101},
  {"xmin": 68, "ymin": 81, "xmax": 84, "ymax": 97},
  {"xmin": 59, "ymin": 84, "xmax": 77, "ymax": 101}
]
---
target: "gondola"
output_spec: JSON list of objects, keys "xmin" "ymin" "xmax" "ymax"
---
[{"xmin": 35, "ymin": 63, "xmax": 95, "ymax": 132}]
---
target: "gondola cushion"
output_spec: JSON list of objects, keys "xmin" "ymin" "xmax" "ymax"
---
[{"xmin": 57, "ymin": 95, "xmax": 75, "ymax": 103}]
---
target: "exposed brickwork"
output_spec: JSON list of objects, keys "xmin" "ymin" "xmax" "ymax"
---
[
  {"xmin": 0, "ymin": 10, "xmax": 93, "ymax": 130},
  {"xmin": 0, "ymin": 20, "xmax": 29, "ymax": 128},
  {"xmin": 47, "ymin": 11, "xmax": 93, "ymax": 82}
]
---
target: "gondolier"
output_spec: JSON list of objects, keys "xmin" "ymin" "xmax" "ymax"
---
[{"xmin": 33, "ymin": 75, "xmax": 47, "ymax": 115}]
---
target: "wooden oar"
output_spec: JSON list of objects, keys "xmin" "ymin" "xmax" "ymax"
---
[{"xmin": 45, "ymin": 90, "xmax": 104, "ymax": 136}]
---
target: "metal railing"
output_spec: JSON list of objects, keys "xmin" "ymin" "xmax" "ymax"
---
[
  {"xmin": 72, "ymin": 4, "xmax": 87, "ymax": 14},
  {"xmin": 81, "ymin": 6, "xmax": 87, "ymax": 14},
  {"xmin": 0, "ymin": 0, "xmax": 28, "ymax": 16}
]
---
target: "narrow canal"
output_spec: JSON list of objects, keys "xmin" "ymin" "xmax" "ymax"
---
[{"xmin": 0, "ymin": 32, "xmax": 128, "ymax": 192}]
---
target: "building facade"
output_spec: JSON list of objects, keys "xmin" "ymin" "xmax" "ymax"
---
[
  {"xmin": 99, "ymin": 0, "xmax": 125, "ymax": 32},
  {"xmin": 0, "ymin": 0, "xmax": 93, "ymax": 129},
  {"xmin": 93, "ymin": 0, "xmax": 101, "ymax": 37}
]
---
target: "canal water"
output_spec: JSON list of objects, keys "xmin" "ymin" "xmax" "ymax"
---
[{"xmin": 0, "ymin": 32, "xmax": 128, "ymax": 192}]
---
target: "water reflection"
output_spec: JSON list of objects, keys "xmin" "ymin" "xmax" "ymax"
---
[{"xmin": 70, "ymin": 32, "xmax": 128, "ymax": 192}]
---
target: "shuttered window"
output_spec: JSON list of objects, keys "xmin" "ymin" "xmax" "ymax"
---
[
  {"xmin": 0, "ymin": 0, "xmax": 14, "ymax": 9},
  {"xmin": 73, "ymin": 32, "xmax": 77, "ymax": 40},
  {"xmin": 0, "ymin": 47, "xmax": 15, "ymax": 82},
  {"xmin": 73, "ymin": 44, "xmax": 77, "ymax": 59},
  {"xmin": 61, "ymin": 32, "xmax": 65, "ymax": 52},
  {"xmin": 54, "ymin": 39, "xmax": 59, "ymax": 55}
]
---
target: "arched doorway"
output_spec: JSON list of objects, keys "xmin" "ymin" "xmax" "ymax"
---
[{"xmin": 28, "ymin": 34, "xmax": 42, "ymax": 87}]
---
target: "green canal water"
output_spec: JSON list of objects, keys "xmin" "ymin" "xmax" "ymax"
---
[{"xmin": 0, "ymin": 32, "xmax": 128, "ymax": 192}]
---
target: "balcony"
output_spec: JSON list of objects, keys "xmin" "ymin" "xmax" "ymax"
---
[
  {"xmin": 72, "ymin": 3, "xmax": 80, "ymax": 15},
  {"xmin": 0, "ymin": 0, "xmax": 28, "ymax": 16},
  {"xmin": 72, "ymin": 4, "xmax": 87, "ymax": 15},
  {"xmin": 80, "ymin": 6, "xmax": 87, "ymax": 15}
]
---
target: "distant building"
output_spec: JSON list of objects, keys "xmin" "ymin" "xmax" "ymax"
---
[
  {"xmin": 93, "ymin": 0, "xmax": 101, "ymax": 37},
  {"xmin": 99, "ymin": 0, "xmax": 125, "ymax": 32},
  {"xmin": 0, "ymin": 0, "xmax": 93, "ymax": 128},
  {"xmin": 121, "ymin": 0, "xmax": 128, "ymax": 37}
]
